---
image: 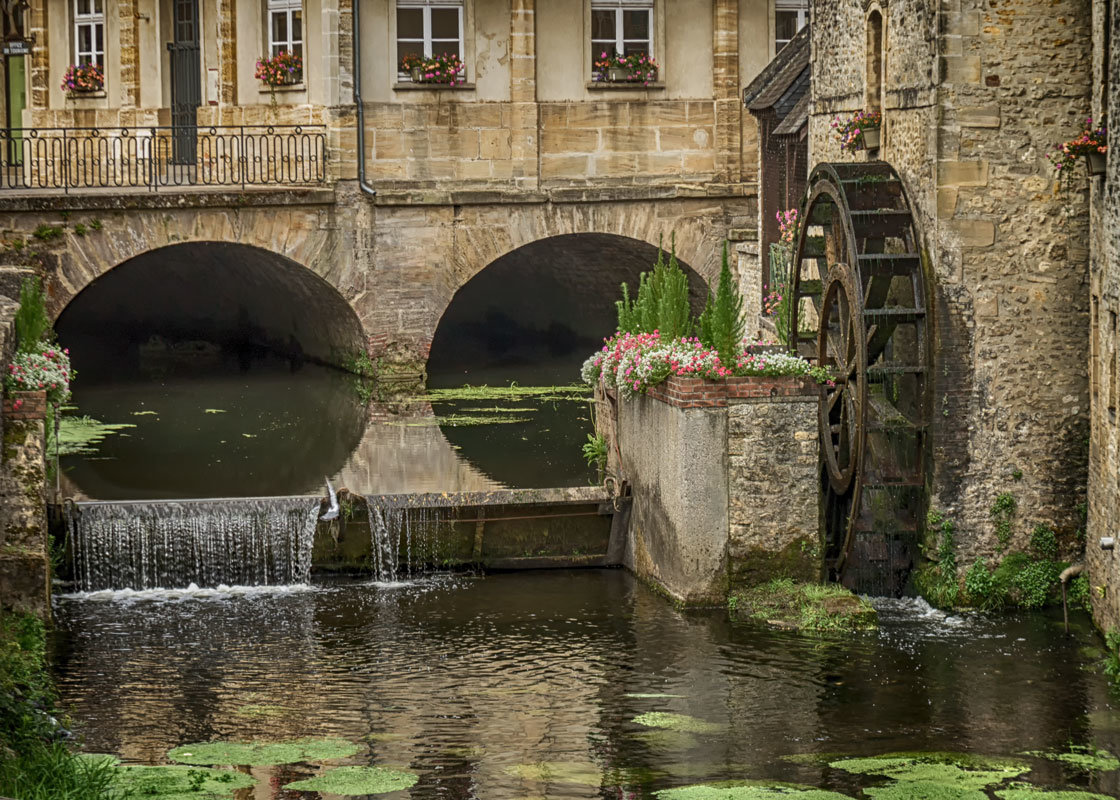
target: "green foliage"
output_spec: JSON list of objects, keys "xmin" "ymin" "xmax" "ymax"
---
[
  {"xmin": 31, "ymin": 224, "xmax": 63, "ymax": 242},
  {"xmin": 14, "ymin": 276, "xmax": 52, "ymax": 354},
  {"xmin": 1011, "ymin": 467, "xmax": 1023, "ymax": 481},
  {"xmin": 0, "ymin": 612, "xmax": 117, "ymax": 800},
  {"xmin": 1068, "ymin": 574, "xmax": 1091, "ymax": 612},
  {"xmin": 1022, "ymin": 746, "xmax": 1120, "ymax": 772},
  {"xmin": 698, "ymin": 241, "xmax": 746, "ymax": 367},
  {"xmin": 1010, "ymin": 559, "xmax": 1062, "ymax": 610},
  {"xmin": 342, "ymin": 349, "xmax": 376, "ymax": 403},
  {"xmin": 964, "ymin": 559, "xmax": 1002, "ymax": 611},
  {"xmin": 656, "ymin": 781, "xmax": 852, "ymax": 799},
  {"xmin": 582, "ymin": 432, "xmax": 607, "ymax": 477},
  {"xmin": 729, "ymin": 578, "xmax": 878, "ymax": 632},
  {"xmin": 108, "ymin": 764, "xmax": 253, "ymax": 799},
  {"xmin": 633, "ymin": 711, "xmax": 725, "ymax": 734},
  {"xmin": 1029, "ymin": 524, "xmax": 1059, "ymax": 560},
  {"xmin": 73, "ymin": 223, "xmax": 87, "ymax": 237},
  {"xmin": 168, "ymin": 738, "xmax": 361, "ymax": 766},
  {"xmin": 88, "ymin": 218, "xmax": 103, "ymax": 231},
  {"xmin": 917, "ymin": 509, "xmax": 959, "ymax": 608},
  {"xmin": 990, "ymin": 493, "xmax": 1017, "ymax": 552},
  {"xmin": 614, "ymin": 233, "xmax": 693, "ymax": 340}
]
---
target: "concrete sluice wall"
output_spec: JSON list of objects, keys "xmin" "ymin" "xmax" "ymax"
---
[{"xmin": 49, "ymin": 487, "xmax": 621, "ymax": 592}]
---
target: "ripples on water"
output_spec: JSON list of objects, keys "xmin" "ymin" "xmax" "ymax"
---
[{"xmin": 51, "ymin": 571, "xmax": 1120, "ymax": 798}]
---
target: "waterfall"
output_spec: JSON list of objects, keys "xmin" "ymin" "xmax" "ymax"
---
[
  {"xmin": 67, "ymin": 498, "xmax": 319, "ymax": 591},
  {"xmin": 365, "ymin": 497, "xmax": 448, "ymax": 582},
  {"xmin": 368, "ymin": 503, "xmax": 403, "ymax": 582}
]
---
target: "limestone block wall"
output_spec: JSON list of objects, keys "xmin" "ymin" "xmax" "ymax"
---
[
  {"xmin": 810, "ymin": 0, "xmax": 1092, "ymax": 564},
  {"xmin": 1086, "ymin": 0, "xmax": 1120, "ymax": 634},
  {"xmin": 610, "ymin": 375, "xmax": 820, "ymax": 605}
]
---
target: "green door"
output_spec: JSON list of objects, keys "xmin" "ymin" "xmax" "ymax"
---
[{"xmin": 6, "ymin": 54, "xmax": 25, "ymax": 165}]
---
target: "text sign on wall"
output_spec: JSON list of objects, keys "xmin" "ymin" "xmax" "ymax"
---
[{"xmin": 3, "ymin": 39, "xmax": 30, "ymax": 56}]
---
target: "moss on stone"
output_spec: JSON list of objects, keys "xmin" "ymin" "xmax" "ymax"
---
[
  {"xmin": 730, "ymin": 579, "xmax": 877, "ymax": 632},
  {"xmin": 108, "ymin": 764, "xmax": 255, "ymax": 799},
  {"xmin": 167, "ymin": 738, "xmax": 360, "ymax": 766},
  {"xmin": 633, "ymin": 712, "xmax": 725, "ymax": 734},
  {"xmin": 1022, "ymin": 746, "xmax": 1120, "ymax": 772},
  {"xmin": 655, "ymin": 780, "xmax": 853, "ymax": 799},
  {"xmin": 283, "ymin": 765, "xmax": 419, "ymax": 795},
  {"xmin": 729, "ymin": 538, "xmax": 821, "ymax": 589}
]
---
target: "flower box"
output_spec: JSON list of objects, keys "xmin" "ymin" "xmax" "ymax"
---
[
  {"xmin": 410, "ymin": 65, "xmax": 422, "ymax": 82},
  {"xmin": 861, "ymin": 127, "xmax": 881, "ymax": 150},
  {"xmin": 594, "ymin": 52, "xmax": 660, "ymax": 85},
  {"xmin": 832, "ymin": 109, "xmax": 883, "ymax": 154},
  {"xmin": 1088, "ymin": 151, "xmax": 1107, "ymax": 176},
  {"xmin": 60, "ymin": 63, "xmax": 104, "ymax": 94},
  {"xmin": 400, "ymin": 53, "xmax": 467, "ymax": 86},
  {"xmin": 255, "ymin": 51, "xmax": 304, "ymax": 90},
  {"xmin": 1049, "ymin": 117, "xmax": 1107, "ymax": 184}
]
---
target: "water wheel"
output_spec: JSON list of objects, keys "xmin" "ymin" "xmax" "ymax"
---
[{"xmin": 789, "ymin": 162, "xmax": 931, "ymax": 596}]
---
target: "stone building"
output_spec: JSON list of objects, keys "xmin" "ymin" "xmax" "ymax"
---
[
  {"xmin": 0, "ymin": 0, "xmax": 813, "ymax": 377},
  {"xmin": 803, "ymin": 0, "xmax": 1092, "ymax": 570}
]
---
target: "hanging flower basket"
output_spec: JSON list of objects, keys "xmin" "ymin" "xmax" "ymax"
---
[
  {"xmin": 61, "ymin": 63, "xmax": 104, "ymax": 94},
  {"xmin": 832, "ymin": 110, "xmax": 883, "ymax": 153},
  {"xmin": 1049, "ymin": 117, "xmax": 1107, "ymax": 184},
  {"xmin": 594, "ymin": 52, "xmax": 660, "ymax": 85}
]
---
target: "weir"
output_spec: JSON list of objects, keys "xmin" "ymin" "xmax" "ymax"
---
[{"xmin": 56, "ymin": 487, "xmax": 621, "ymax": 592}]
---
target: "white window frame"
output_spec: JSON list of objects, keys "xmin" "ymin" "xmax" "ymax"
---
[
  {"xmin": 396, "ymin": 0, "xmax": 465, "ymax": 80},
  {"xmin": 267, "ymin": 0, "xmax": 303, "ymax": 58},
  {"xmin": 590, "ymin": 0, "xmax": 654, "ymax": 61},
  {"xmin": 774, "ymin": 0, "xmax": 808, "ymax": 52},
  {"xmin": 72, "ymin": 0, "xmax": 105, "ymax": 68}
]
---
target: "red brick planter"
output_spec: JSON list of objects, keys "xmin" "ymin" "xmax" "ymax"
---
[
  {"xmin": 645, "ymin": 374, "xmax": 820, "ymax": 409},
  {"xmin": 3, "ymin": 390, "xmax": 48, "ymax": 420}
]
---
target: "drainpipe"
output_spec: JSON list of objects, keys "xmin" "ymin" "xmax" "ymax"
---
[
  {"xmin": 1060, "ymin": 562, "xmax": 1084, "ymax": 634},
  {"xmin": 352, "ymin": 0, "xmax": 376, "ymax": 196}
]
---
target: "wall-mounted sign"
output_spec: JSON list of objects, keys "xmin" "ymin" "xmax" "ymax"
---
[{"xmin": 3, "ymin": 39, "xmax": 30, "ymax": 56}]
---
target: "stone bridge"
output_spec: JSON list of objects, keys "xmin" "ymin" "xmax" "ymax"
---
[{"xmin": 0, "ymin": 181, "xmax": 755, "ymax": 376}]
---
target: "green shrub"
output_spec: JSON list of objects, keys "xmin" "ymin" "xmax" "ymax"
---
[
  {"xmin": 31, "ymin": 224, "xmax": 63, "ymax": 242},
  {"xmin": 1029, "ymin": 524, "xmax": 1059, "ymax": 560},
  {"xmin": 964, "ymin": 559, "xmax": 1005, "ymax": 610},
  {"xmin": 614, "ymin": 233, "xmax": 693, "ymax": 340},
  {"xmin": 916, "ymin": 509, "xmax": 959, "ymax": 608},
  {"xmin": 582, "ymin": 432, "xmax": 607, "ymax": 477},
  {"xmin": 14, "ymin": 276, "xmax": 52, "ymax": 354},
  {"xmin": 697, "ymin": 241, "xmax": 745, "ymax": 368},
  {"xmin": 1068, "ymin": 574, "xmax": 1091, "ymax": 612}
]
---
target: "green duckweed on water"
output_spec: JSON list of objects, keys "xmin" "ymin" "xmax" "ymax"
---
[
  {"xmin": 506, "ymin": 762, "xmax": 603, "ymax": 787},
  {"xmin": 108, "ymin": 764, "xmax": 255, "ymax": 800},
  {"xmin": 421, "ymin": 384, "xmax": 590, "ymax": 403},
  {"xmin": 995, "ymin": 787, "xmax": 1115, "ymax": 800},
  {"xmin": 55, "ymin": 415, "xmax": 135, "ymax": 455},
  {"xmin": 1022, "ymin": 746, "xmax": 1120, "ymax": 772},
  {"xmin": 655, "ymin": 779, "xmax": 854, "ymax": 799},
  {"xmin": 829, "ymin": 753, "xmax": 1030, "ymax": 789},
  {"xmin": 862, "ymin": 781, "xmax": 987, "ymax": 800},
  {"xmin": 167, "ymin": 738, "xmax": 361, "ymax": 766},
  {"xmin": 634, "ymin": 711, "xmax": 726, "ymax": 735},
  {"xmin": 283, "ymin": 765, "xmax": 419, "ymax": 795}
]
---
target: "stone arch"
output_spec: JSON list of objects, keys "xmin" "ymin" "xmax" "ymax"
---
[
  {"xmin": 55, "ymin": 240, "xmax": 366, "ymax": 368},
  {"xmin": 426, "ymin": 231, "xmax": 710, "ymax": 382},
  {"xmin": 40, "ymin": 203, "xmax": 356, "ymax": 326}
]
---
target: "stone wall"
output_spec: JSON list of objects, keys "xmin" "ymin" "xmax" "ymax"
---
[
  {"xmin": 810, "ymin": 0, "xmax": 1093, "ymax": 567},
  {"xmin": 609, "ymin": 375, "xmax": 820, "ymax": 605},
  {"xmin": 1086, "ymin": 0, "xmax": 1120, "ymax": 634}
]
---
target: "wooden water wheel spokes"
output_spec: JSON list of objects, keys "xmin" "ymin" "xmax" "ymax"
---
[
  {"xmin": 818, "ymin": 264, "xmax": 865, "ymax": 495},
  {"xmin": 789, "ymin": 162, "xmax": 931, "ymax": 596}
]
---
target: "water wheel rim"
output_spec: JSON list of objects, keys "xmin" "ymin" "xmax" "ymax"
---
[{"xmin": 818, "ymin": 264, "xmax": 866, "ymax": 495}]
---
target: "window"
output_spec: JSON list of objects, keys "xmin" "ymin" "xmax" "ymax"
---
[
  {"xmin": 866, "ymin": 9, "xmax": 883, "ymax": 112},
  {"xmin": 73, "ymin": 0, "xmax": 104, "ymax": 67},
  {"xmin": 397, "ymin": 0, "xmax": 464, "ymax": 76},
  {"xmin": 268, "ymin": 0, "xmax": 303, "ymax": 58},
  {"xmin": 591, "ymin": 0, "xmax": 653, "ymax": 68},
  {"xmin": 774, "ymin": 0, "xmax": 807, "ymax": 52}
]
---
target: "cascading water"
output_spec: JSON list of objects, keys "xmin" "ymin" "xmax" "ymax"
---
[
  {"xmin": 66, "ymin": 498, "xmax": 319, "ymax": 591},
  {"xmin": 368, "ymin": 503, "xmax": 403, "ymax": 582},
  {"xmin": 365, "ymin": 497, "xmax": 448, "ymax": 581}
]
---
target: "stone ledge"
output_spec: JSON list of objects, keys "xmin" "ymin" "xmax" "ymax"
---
[
  {"xmin": 0, "ymin": 186, "xmax": 337, "ymax": 211},
  {"xmin": 370, "ymin": 180, "xmax": 758, "ymax": 207},
  {"xmin": 3, "ymin": 391, "xmax": 47, "ymax": 421},
  {"xmin": 645, "ymin": 375, "xmax": 819, "ymax": 408}
]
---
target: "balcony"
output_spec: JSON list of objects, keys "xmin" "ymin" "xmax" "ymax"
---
[{"xmin": 0, "ymin": 125, "xmax": 328, "ymax": 193}]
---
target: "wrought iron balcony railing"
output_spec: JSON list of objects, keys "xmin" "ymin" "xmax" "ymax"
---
[{"xmin": 0, "ymin": 125, "xmax": 328, "ymax": 192}]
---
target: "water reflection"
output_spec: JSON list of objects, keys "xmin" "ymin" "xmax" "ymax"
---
[
  {"xmin": 50, "ymin": 571, "xmax": 1120, "ymax": 799},
  {"xmin": 59, "ymin": 363, "xmax": 592, "ymax": 500}
]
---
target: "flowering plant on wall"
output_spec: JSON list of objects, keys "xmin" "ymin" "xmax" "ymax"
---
[
  {"xmin": 1048, "ymin": 117, "xmax": 1107, "ymax": 180},
  {"xmin": 61, "ymin": 63, "xmax": 104, "ymax": 94},
  {"xmin": 401, "ymin": 53, "xmax": 467, "ymax": 86},
  {"xmin": 593, "ymin": 51, "xmax": 659, "ymax": 85},
  {"xmin": 832, "ymin": 109, "xmax": 882, "ymax": 152},
  {"xmin": 255, "ymin": 51, "xmax": 303, "ymax": 87},
  {"xmin": 5, "ymin": 345, "xmax": 72, "ymax": 406},
  {"xmin": 580, "ymin": 331, "xmax": 831, "ymax": 400},
  {"xmin": 777, "ymin": 208, "xmax": 800, "ymax": 246}
]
